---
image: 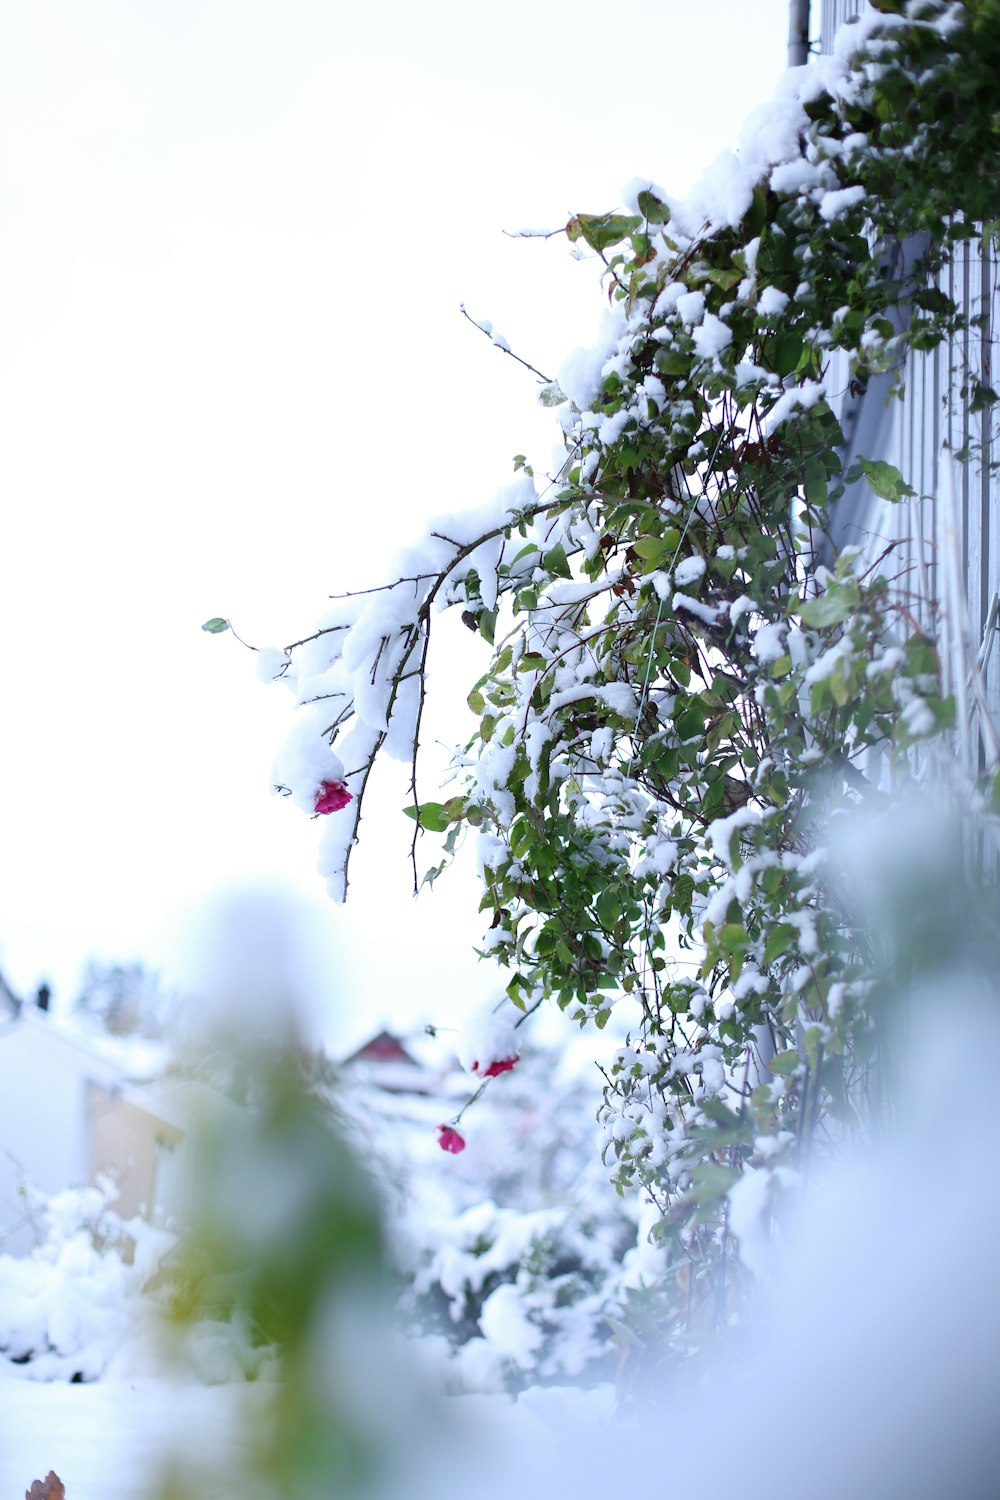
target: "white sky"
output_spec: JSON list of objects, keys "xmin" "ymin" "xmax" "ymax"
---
[{"xmin": 0, "ymin": 0, "xmax": 791, "ymax": 1052}]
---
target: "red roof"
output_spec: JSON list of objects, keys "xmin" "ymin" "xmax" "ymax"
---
[{"xmin": 343, "ymin": 1030, "xmax": 419, "ymax": 1067}]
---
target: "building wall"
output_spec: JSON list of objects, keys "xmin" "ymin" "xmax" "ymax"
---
[
  {"xmin": 0, "ymin": 1011, "xmax": 185, "ymax": 1252},
  {"xmin": 86, "ymin": 1084, "xmax": 183, "ymax": 1221},
  {"xmin": 0, "ymin": 1012, "xmax": 118, "ymax": 1252},
  {"xmin": 820, "ymin": 0, "xmax": 1000, "ymax": 754},
  {"xmin": 820, "ymin": 0, "xmax": 865, "ymax": 53}
]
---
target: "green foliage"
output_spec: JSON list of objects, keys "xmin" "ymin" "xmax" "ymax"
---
[{"xmin": 163, "ymin": 1053, "xmax": 392, "ymax": 1499}]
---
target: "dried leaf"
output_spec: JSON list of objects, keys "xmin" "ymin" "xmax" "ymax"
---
[{"xmin": 26, "ymin": 1474, "xmax": 65, "ymax": 1500}]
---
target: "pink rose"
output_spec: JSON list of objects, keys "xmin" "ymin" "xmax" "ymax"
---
[
  {"xmin": 314, "ymin": 780, "xmax": 352, "ymax": 814},
  {"xmin": 436, "ymin": 1124, "xmax": 466, "ymax": 1154},
  {"xmin": 472, "ymin": 1054, "xmax": 519, "ymax": 1079}
]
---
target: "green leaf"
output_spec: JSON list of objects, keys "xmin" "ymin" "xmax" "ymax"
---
[
  {"xmin": 763, "ymin": 922, "xmax": 798, "ymax": 966},
  {"xmin": 468, "ymin": 688, "xmax": 485, "ymax": 714},
  {"xmin": 402, "ymin": 801, "xmax": 450, "ymax": 833},
  {"xmin": 632, "ymin": 537, "xmax": 669, "ymax": 563},
  {"xmin": 676, "ymin": 703, "xmax": 706, "ymax": 741},
  {"xmin": 690, "ymin": 1160, "xmax": 740, "ymax": 1200},
  {"xmin": 202, "ymin": 617, "xmax": 230, "ymax": 634},
  {"xmin": 799, "ymin": 580, "xmax": 861, "ymax": 628},
  {"xmin": 768, "ymin": 1049, "xmax": 800, "ymax": 1076},
  {"xmin": 770, "ymin": 330, "xmax": 803, "ymax": 377},
  {"xmin": 478, "ymin": 609, "xmax": 497, "ymax": 645},
  {"xmin": 970, "ymin": 379, "xmax": 999, "ymax": 414},
  {"xmin": 719, "ymin": 922, "xmax": 750, "ymax": 958},
  {"xmin": 542, "ymin": 542, "xmax": 572, "ymax": 579},
  {"xmin": 804, "ymin": 459, "xmax": 828, "ymax": 508},
  {"xmin": 596, "ymin": 887, "xmax": 621, "ymax": 929},
  {"xmin": 655, "ymin": 348, "xmax": 690, "ymax": 377},
  {"xmin": 637, "ymin": 189, "xmax": 670, "ymax": 225},
  {"xmin": 851, "ymin": 456, "xmax": 914, "ymax": 502},
  {"xmin": 743, "ymin": 184, "xmax": 768, "ymax": 240},
  {"xmin": 566, "ymin": 212, "xmax": 642, "ymax": 253},
  {"xmin": 506, "ymin": 975, "xmax": 527, "ymax": 1011},
  {"xmin": 706, "ymin": 266, "xmax": 742, "ymax": 291},
  {"xmin": 829, "ymin": 659, "xmax": 853, "ymax": 707}
]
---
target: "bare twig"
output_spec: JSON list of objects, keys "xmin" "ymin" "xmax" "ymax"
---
[{"xmin": 459, "ymin": 303, "xmax": 554, "ymax": 384}]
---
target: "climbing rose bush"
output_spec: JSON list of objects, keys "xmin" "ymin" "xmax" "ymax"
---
[{"xmin": 216, "ymin": 0, "xmax": 1000, "ymax": 1364}]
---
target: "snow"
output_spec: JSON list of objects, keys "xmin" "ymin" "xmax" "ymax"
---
[
  {"xmin": 706, "ymin": 805, "xmax": 759, "ymax": 870},
  {"xmin": 478, "ymin": 1283, "xmax": 543, "ymax": 1368},
  {"xmin": 693, "ymin": 312, "xmax": 733, "ymax": 361},
  {"xmin": 254, "ymin": 646, "xmax": 288, "ymax": 683},
  {"xmin": 556, "ymin": 311, "xmax": 626, "ymax": 411},
  {"xmin": 675, "ymin": 290, "xmax": 705, "ymax": 326},
  {"xmin": 804, "ymin": 633, "xmax": 853, "ymax": 685},
  {"xmin": 672, "ymin": 592, "xmax": 720, "ymax": 629},
  {"xmin": 7, "ymin": 1000, "xmax": 997, "ymax": 1499},
  {"xmin": 751, "ymin": 620, "xmax": 787, "ymax": 665},
  {"xmin": 0, "ymin": 1368, "xmax": 260, "ymax": 1500},
  {"xmin": 455, "ymin": 1004, "xmax": 520, "ymax": 1079},
  {"xmin": 672, "ymin": 148, "xmax": 754, "ymax": 236},
  {"xmin": 770, "ymin": 156, "xmax": 823, "ymax": 194},
  {"xmin": 756, "ymin": 285, "xmax": 790, "ymax": 318},
  {"xmin": 10, "ymin": 1093, "xmax": 1000, "ymax": 1500},
  {"xmin": 765, "ymin": 377, "xmax": 827, "ymax": 429},
  {"xmin": 819, "ymin": 184, "xmax": 867, "ymax": 222},
  {"xmin": 673, "ymin": 555, "xmax": 706, "ymax": 589},
  {"xmin": 634, "ymin": 836, "xmax": 678, "ymax": 879}
]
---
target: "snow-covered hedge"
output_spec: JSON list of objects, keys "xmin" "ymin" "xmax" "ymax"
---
[{"xmin": 0, "ymin": 1178, "xmax": 172, "ymax": 1381}]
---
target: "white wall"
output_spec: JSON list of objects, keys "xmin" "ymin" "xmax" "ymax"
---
[{"xmin": 0, "ymin": 1010, "xmax": 120, "ymax": 1251}]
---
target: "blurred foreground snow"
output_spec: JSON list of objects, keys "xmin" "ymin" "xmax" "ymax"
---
[{"xmin": 3, "ymin": 999, "xmax": 999, "ymax": 1500}]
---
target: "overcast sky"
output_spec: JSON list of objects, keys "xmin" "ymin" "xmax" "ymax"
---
[{"xmin": 0, "ymin": 0, "xmax": 791, "ymax": 1051}]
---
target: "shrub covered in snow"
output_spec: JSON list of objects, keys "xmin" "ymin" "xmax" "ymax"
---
[
  {"xmin": 335, "ymin": 1028, "xmax": 638, "ymax": 1394},
  {"xmin": 401, "ymin": 1198, "xmax": 622, "ymax": 1393},
  {"xmin": 0, "ymin": 1177, "xmax": 172, "ymax": 1381}
]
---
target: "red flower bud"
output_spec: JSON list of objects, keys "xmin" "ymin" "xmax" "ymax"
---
[
  {"xmin": 436, "ymin": 1124, "xmax": 466, "ymax": 1154},
  {"xmin": 314, "ymin": 780, "xmax": 352, "ymax": 814}
]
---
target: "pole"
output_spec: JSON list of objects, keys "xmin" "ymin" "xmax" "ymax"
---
[{"xmin": 788, "ymin": 0, "xmax": 811, "ymax": 67}]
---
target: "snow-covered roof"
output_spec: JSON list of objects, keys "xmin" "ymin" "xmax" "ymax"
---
[{"xmin": 0, "ymin": 1002, "xmax": 168, "ymax": 1087}]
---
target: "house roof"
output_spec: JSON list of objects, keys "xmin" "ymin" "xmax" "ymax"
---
[{"xmin": 342, "ymin": 1029, "xmax": 419, "ymax": 1068}]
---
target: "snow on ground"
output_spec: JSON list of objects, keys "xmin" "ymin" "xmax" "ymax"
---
[
  {"xmin": 0, "ymin": 1360, "xmax": 615, "ymax": 1500},
  {"xmin": 0, "ymin": 1365, "xmax": 259, "ymax": 1500}
]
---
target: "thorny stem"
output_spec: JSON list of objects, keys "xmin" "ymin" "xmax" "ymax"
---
[{"xmin": 459, "ymin": 303, "xmax": 554, "ymax": 385}]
